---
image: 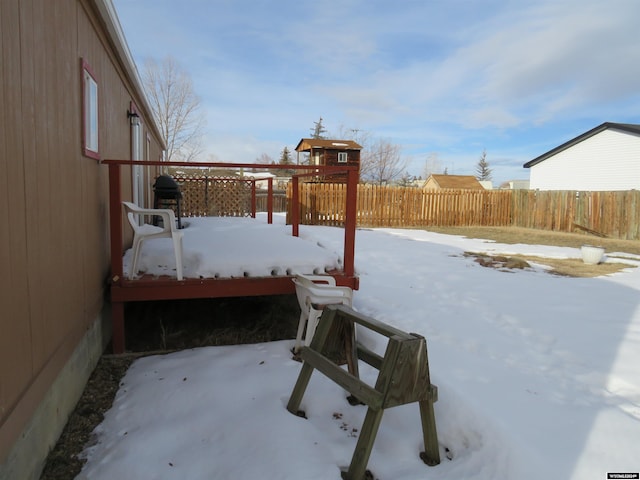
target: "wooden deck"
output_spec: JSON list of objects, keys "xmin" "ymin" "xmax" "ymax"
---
[{"xmin": 104, "ymin": 160, "xmax": 359, "ymax": 353}]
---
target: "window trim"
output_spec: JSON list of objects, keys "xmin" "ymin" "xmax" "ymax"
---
[
  {"xmin": 337, "ymin": 151, "xmax": 348, "ymax": 163},
  {"xmin": 81, "ymin": 59, "xmax": 100, "ymax": 160}
]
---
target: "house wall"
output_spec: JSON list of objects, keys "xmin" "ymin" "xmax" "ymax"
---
[
  {"xmin": 321, "ymin": 149, "xmax": 361, "ymax": 169},
  {"xmin": 0, "ymin": 0, "xmax": 163, "ymax": 477},
  {"xmin": 529, "ymin": 129, "xmax": 640, "ymax": 191},
  {"xmin": 423, "ymin": 177, "xmax": 440, "ymax": 190},
  {"xmin": 309, "ymin": 148, "xmax": 360, "ymax": 182}
]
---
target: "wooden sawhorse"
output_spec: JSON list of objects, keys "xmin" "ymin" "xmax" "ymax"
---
[{"xmin": 286, "ymin": 305, "xmax": 440, "ymax": 480}]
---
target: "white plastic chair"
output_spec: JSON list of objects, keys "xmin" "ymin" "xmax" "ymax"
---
[
  {"xmin": 122, "ymin": 201, "xmax": 184, "ymax": 280},
  {"xmin": 292, "ymin": 274, "xmax": 353, "ymax": 354}
]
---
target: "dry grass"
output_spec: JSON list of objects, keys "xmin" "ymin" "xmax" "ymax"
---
[{"xmin": 425, "ymin": 226, "xmax": 640, "ymax": 277}]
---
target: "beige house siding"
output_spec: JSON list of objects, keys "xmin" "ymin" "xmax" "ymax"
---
[{"xmin": 0, "ymin": 0, "xmax": 164, "ymax": 475}]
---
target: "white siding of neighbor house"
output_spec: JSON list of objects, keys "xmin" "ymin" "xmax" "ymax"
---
[{"xmin": 529, "ymin": 129, "xmax": 640, "ymax": 191}]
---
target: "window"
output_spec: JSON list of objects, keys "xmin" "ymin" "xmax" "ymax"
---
[
  {"xmin": 338, "ymin": 152, "xmax": 348, "ymax": 163},
  {"xmin": 82, "ymin": 59, "xmax": 99, "ymax": 159}
]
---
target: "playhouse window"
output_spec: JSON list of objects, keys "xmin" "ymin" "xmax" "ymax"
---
[{"xmin": 338, "ymin": 152, "xmax": 348, "ymax": 163}]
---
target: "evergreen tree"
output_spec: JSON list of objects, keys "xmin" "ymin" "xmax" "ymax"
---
[
  {"xmin": 277, "ymin": 147, "xmax": 294, "ymax": 175},
  {"xmin": 310, "ymin": 117, "xmax": 327, "ymax": 139},
  {"xmin": 475, "ymin": 149, "xmax": 492, "ymax": 181}
]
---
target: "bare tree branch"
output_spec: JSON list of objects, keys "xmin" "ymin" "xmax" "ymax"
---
[
  {"xmin": 361, "ymin": 138, "xmax": 407, "ymax": 185},
  {"xmin": 143, "ymin": 56, "xmax": 205, "ymax": 161}
]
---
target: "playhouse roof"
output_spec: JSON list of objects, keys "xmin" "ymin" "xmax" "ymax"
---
[{"xmin": 295, "ymin": 138, "xmax": 362, "ymax": 152}]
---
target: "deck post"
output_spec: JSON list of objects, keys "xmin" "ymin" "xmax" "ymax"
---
[
  {"xmin": 251, "ymin": 179, "xmax": 257, "ymax": 218},
  {"xmin": 292, "ymin": 176, "xmax": 300, "ymax": 237},
  {"xmin": 267, "ymin": 177, "xmax": 273, "ymax": 224},
  {"xmin": 108, "ymin": 162, "xmax": 124, "ymax": 282},
  {"xmin": 344, "ymin": 168, "xmax": 358, "ymax": 277},
  {"xmin": 107, "ymin": 162, "xmax": 125, "ymax": 353}
]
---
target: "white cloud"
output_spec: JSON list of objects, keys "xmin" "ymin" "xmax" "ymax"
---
[{"xmin": 113, "ymin": 0, "xmax": 640, "ymax": 183}]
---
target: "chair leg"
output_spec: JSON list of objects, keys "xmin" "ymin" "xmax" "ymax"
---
[
  {"xmin": 129, "ymin": 235, "xmax": 142, "ymax": 279},
  {"xmin": 293, "ymin": 311, "xmax": 308, "ymax": 354},
  {"xmin": 304, "ymin": 308, "xmax": 323, "ymax": 347},
  {"xmin": 172, "ymin": 232, "xmax": 184, "ymax": 281}
]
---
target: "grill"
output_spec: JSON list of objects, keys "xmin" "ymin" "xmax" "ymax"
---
[{"xmin": 153, "ymin": 175, "xmax": 183, "ymax": 229}]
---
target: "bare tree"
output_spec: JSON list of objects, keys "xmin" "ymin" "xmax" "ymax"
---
[
  {"xmin": 143, "ymin": 56, "xmax": 205, "ymax": 161},
  {"xmin": 255, "ymin": 153, "xmax": 273, "ymax": 165},
  {"xmin": 422, "ymin": 152, "xmax": 443, "ymax": 179},
  {"xmin": 333, "ymin": 126, "xmax": 406, "ymax": 185},
  {"xmin": 361, "ymin": 138, "xmax": 407, "ymax": 185}
]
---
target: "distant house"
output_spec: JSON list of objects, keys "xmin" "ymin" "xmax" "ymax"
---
[
  {"xmin": 295, "ymin": 138, "xmax": 362, "ymax": 170},
  {"xmin": 423, "ymin": 174, "xmax": 485, "ymax": 190},
  {"xmin": 499, "ymin": 180, "xmax": 530, "ymax": 190},
  {"xmin": 0, "ymin": 1, "xmax": 164, "ymax": 478},
  {"xmin": 524, "ymin": 122, "xmax": 640, "ymax": 191}
]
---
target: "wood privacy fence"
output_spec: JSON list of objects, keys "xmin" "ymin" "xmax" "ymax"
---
[
  {"xmin": 289, "ymin": 183, "xmax": 640, "ymax": 240},
  {"xmin": 511, "ymin": 189, "xmax": 640, "ymax": 240},
  {"xmin": 173, "ymin": 176, "xmax": 640, "ymax": 239},
  {"xmin": 290, "ymin": 183, "xmax": 513, "ymax": 228},
  {"xmin": 256, "ymin": 190, "xmax": 288, "ymax": 212}
]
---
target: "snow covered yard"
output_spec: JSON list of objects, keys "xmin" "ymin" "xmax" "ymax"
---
[{"xmin": 79, "ymin": 214, "xmax": 640, "ymax": 480}]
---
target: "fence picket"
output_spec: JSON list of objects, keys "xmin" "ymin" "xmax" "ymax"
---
[{"xmin": 170, "ymin": 175, "xmax": 640, "ymax": 240}]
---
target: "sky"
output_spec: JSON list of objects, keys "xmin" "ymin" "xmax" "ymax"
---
[
  {"xmin": 111, "ymin": 0, "xmax": 640, "ymax": 185},
  {"xmin": 78, "ymin": 213, "xmax": 640, "ymax": 479}
]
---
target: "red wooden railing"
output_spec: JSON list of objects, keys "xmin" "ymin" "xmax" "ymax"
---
[{"xmin": 101, "ymin": 159, "xmax": 359, "ymax": 352}]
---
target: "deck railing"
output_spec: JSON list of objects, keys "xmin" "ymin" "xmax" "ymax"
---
[
  {"xmin": 102, "ymin": 159, "xmax": 359, "ymax": 353},
  {"xmin": 103, "ymin": 159, "xmax": 359, "ymax": 281}
]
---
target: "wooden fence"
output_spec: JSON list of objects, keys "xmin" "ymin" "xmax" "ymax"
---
[
  {"xmin": 172, "ymin": 176, "xmax": 640, "ymax": 239},
  {"xmin": 290, "ymin": 183, "xmax": 512, "ymax": 228},
  {"xmin": 511, "ymin": 190, "xmax": 640, "ymax": 239},
  {"xmin": 256, "ymin": 190, "xmax": 287, "ymax": 212},
  {"xmin": 289, "ymin": 183, "xmax": 640, "ymax": 240}
]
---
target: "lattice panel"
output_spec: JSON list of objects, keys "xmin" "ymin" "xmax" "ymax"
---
[
  {"xmin": 208, "ymin": 178, "xmax": 252, "ymax": 217},
  {"xmin": 174, "ymin": 175, "xmax": 252, "ymax": 217}
]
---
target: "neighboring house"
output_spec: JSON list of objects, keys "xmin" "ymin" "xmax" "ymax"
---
[
  {"xmin": 499, "ymin": 180, "xmax": 530, "ymax": 190},
  {"xmin": 295, "ymin": 138, "xmax": 362, "ymax": 170},
  {"xmin": 524, "ymin": 122, "xmax": 640, "ymax": 191},
  {"xmin": 0, "ymin": 1, "xmax": 164, "ymax": 479},
  {"xmin": 423, "ymin": 174, "xmax": 485, "ymax": 190}
]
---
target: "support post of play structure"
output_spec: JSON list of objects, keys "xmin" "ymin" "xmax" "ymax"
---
[{"xmin": 286, "ymin": 305, "xmax": 440, "ymax": 480}]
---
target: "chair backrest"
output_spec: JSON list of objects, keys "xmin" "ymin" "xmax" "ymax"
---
[
  {"xmin": 122, "ymin": 201, "xmax": 176, "ymax": 234},
  {"xmin": 292, "ymin": 275, "xmax": 353, "ymax": 310}
]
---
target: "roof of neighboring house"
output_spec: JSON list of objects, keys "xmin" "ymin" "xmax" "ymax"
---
[
  {"xmin": 295, "ymin": 138, "xmax": 362, "ymax": 152},
  {"xmin": 523, "ymin": 122, "xmax": 640, "ymax": 169},
  {"xmin": 426, "ymin": 174, "xmax": 484, "ymax": 189}
]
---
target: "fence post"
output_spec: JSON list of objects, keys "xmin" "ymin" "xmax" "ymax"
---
[
  {"xmin": 344, "ymin": 168, "xmax": 358, "ymax": 277},
  {"xmin": 267, "ymin": 177, "xmax": 273, "ymax": 224},
  {"xmin": 250, "ymin": 179, "xmax": 256, "ymax": 218},
  {"xmin": 292, "ymin": 176, "xmax": 300, "ymax": 237}
]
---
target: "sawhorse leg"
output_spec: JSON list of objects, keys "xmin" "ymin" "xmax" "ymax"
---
[
  {"xmin": 418, "ymin": 398, "xmax": 440, "ymax": 465},
  {"xmin": 342, "ymin": 407, "xmax": 384, "ymax": 480}
]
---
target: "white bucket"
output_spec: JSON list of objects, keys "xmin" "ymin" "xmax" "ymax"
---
[{"xmin": 581, "ymin": 245, "xmax": 605, "ymax": 265}]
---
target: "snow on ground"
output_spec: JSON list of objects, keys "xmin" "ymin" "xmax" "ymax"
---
[
  {"xmin": 80, "ymin": 214, "xmax": 640, "ymax": 479},
  {"xmin": 123, "ymin": 216, "xmax": 342, "ymax": 279}
]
